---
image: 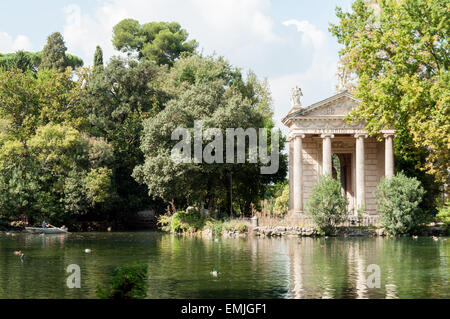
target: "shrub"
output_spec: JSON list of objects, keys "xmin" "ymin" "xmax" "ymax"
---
[
  {"xmin": 376, "ymin": 173, "xmax": 425, "ymax": 235},
  {"xmin": 305, "ymin": 175, "xmax": 348, "ymax": 234},
  {"xmin": 96, "ymin": 262, "xmax": 148, "ymax": 299},
  {"xmin": 205, "ymin": 220, "xmax": 223, "ymax": 237},
  {"xmin": 235, "ymin": 222, "xmax": 248, "ymax": 233},
  {"xmin": 436, "ymin": 205, "xmax": 450, "ymax": 226},
  {"xmin": 273, "ymin": 184, "xmax": 289, "ymax": 216},
  {"xmin": 157, "ymin": 210, "xmax": 205, "ymax": 233},
  {"xmin": 222, "ymin": 220, "xmax": 249, "ymax": 233}
]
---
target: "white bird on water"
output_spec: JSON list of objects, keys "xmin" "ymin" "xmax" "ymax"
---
[
  {"xmin": 432, "ymin": 236, "xmax": 439, "ymax": 241},
  {"xmin": 210, "ymin": 268, "xmax": 218, "ymax": 277},
  {"xmin": 85, "ymin": 249, "xmax": 92, "ymax": 253}
]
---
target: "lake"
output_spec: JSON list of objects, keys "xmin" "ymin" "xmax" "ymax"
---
[{"xmin": 0, "ymin": 231, "xmax": 448, "ymax": 299}]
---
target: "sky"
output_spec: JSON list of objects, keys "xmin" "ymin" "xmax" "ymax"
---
[{"xmin": 0, "ymin": 0, "xmax": 354, "ymax": 135}]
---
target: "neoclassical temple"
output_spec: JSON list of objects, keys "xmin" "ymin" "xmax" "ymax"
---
[{"xmin": 282, "ymin": 88, "xmax": 395, "ymax": 216}]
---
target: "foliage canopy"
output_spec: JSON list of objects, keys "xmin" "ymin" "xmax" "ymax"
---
[{"xmin": 330, "ymin": 0, "xmax": 449, "ymax": 184}]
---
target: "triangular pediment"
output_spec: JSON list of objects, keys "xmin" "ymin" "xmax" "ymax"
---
[{"xmin": 283, "ymin": 91, "xmax": 360, "ymax": 125}]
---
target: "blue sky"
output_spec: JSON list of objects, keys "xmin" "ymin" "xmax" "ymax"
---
[{"xmin": 0, "ymin": 0, "xmax": 354, "ymax": 133}]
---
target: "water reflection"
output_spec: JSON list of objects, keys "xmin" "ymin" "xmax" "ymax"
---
[{"xmin": 0, "ymin": 232, "xmax": 448, "ymax": 299}]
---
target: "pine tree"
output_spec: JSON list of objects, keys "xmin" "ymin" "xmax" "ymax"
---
[
  {"xmin": 93, "ymin": 45, "xmax": 104, "ymax": 68},
  {"xmin": 41, "ymin": 32, "xmax": 67, "ymax": 70}
]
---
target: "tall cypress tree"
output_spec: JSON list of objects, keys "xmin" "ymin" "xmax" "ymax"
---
[
  {"xmin": 41, "ymin": 32, "xmax": 67, "ymax": 70},
  {"xmin": 94, "ymin": 45, "xmax": 104, "ymax": 68}
]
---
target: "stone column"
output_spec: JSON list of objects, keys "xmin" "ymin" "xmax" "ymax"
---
[
  {"xmin": 384, "ymin": 133, "xmax": 394, "ymax": 178},
  {"xmin": 355, "ymin": 133, "xmax": 367, "ymax": 210},
  {"xmin": 293, "ymin": 134, "xmax": 305, "ymax": 212},
  {"xmin": 321, "ymin": 134, "xmax": 334, "ymax": 175}
]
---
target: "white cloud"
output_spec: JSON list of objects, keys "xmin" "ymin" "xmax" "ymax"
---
[
  {"xmin": 269, "ymin": 20, "xmax": 338, "ymax": 136},
  {"xmin": 0, "ymin": 32, "xmax": 33, "ymax": 52},
  {"xmin": 62, "ymin": 3, "xmax": 128, "ymax": 66},
  {"xmin": 282, "ymin": 19, "xmax": 325, "ymax": 49}
]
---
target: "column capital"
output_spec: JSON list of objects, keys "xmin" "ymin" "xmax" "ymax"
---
[
  {"xmin": 320, "ymin": 133, "xmax": 335, "ymax": 139},
  {"xmin": 293, "ymin": 133, "xmax": 306, "ymax": 139},
  {"xmin": 383, "ymin": 133, "xmax": 396, "ymax": 138},
  {"xmin": 354, "ymin": 133, "xmax": 368, "ymax": 139}
]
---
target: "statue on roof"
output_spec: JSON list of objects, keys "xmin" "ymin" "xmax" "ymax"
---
[{"xmin": 291, "ymin": 86, "xmax": 302, "ymax": 107}]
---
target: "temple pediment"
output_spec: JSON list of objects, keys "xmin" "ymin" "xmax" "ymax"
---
[{"xmin": 283, "ymin": 90, "xmax": 359, "ymax": 126}]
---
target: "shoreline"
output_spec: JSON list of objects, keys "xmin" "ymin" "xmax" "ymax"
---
[
  {"xmin": 2, "ymin": 224, "xmax": 447, "ymax": 238},
  {"xmin": 163, "ymin": 224, "xmax": 449, "ymax": 239}
]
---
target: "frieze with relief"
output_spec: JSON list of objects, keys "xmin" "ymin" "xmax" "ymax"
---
[{"xmin": 293, "ymin": 119, "xmax": 365, "ymax": 130}]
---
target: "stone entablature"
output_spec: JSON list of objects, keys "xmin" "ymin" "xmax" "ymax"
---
[{"xmin": 283, "ymin": 90, "xmax": 395, "ymax": 216}]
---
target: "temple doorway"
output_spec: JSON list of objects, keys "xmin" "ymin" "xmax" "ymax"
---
[{"xmin": 332, "ymin": 153, "xmax": 353, "ymax": 211}]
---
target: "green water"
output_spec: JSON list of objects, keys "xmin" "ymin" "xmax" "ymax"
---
[{"xmin": 0, "ymin": 231, "xmax": 448, "ymax": 299}]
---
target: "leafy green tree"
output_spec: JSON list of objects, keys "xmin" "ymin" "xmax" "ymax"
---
[
  {"xmin": 330, "ymin": 0, "xmax": 449, "ymax": 185},
  {"xmin": 65, "ymin": 53, "xmax": 84, "ymax": 69},
  {"xmin": 0, "ymin": 51, "xmax": 83, "ymax": 72},
  {"xmin": 93, "ymin": 45, "xmax": 104, "ymax": 68},
  {"xmin": 0, "ymin": 51, "xmax": 40, "ymax": 71},
  {"xmin": 41, "ymin": 32, "xmax": 68, "ymax": 70},
  {"xmin": 0, "ymin": 124, "xmax": 113, "ymax": 223},
  {"xmin": 112, "ymin": 19, "xmax": 198, "ymax": 66},
  {"xmin": 80, "ymin": 57, "xmax": 165, "ymax": 212},
  {"xmin": 133, "ymin": 54, "xmax": 286, "ymax": 215},
  {"xmin": 7, "ymin": 51, "xmax": 32, "ymax": 71},
  {"xmin": 0, "ymin": 68, "xmax": 86, "ymax": 139},
  {"xmin": 376, "ymin": 172, "xmax": 425, "ymax": 235},
  {"xmin": 305, "ymin": 175, "xmax": 348, "ymax": 234}
]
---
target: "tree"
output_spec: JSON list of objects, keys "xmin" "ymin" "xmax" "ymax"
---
[
  {"xmin": 94, "ymin": 45, "xmax": 104, "ymax": 68},
  {"xmin": 133, "ymin": 54, "xmax": 287, "ymax": 215},
  {"xmin": 0, "ymin": 124, "xmax": 113, "ymax": 224},
  {"xmin": 0, "ymin": 68, "xmax": 86, "ymax": 140},
  {"xmin": 0, "ymin": 51, "xmax": 39, "ymax": 72},
  {"xmin": 65, "ymin": 53, "xmax": 84, "ymax": 69},
  {"xmin": 376, "ymin": 173, "xmax": 425, "ymax": 235},
  {"xmin": 305, "ymin": 175, "xmax": 348, "ymax": 234},
  {"xmin": 330, "ymin": 0, "xmax": 449, "ymax": 185},
  {"xmin": 7, "ymin": 51, "xmax": 32, "ymax": 71},
  {"xmin": 80, "ymin": 57, "xmax": 165, "ymax": 213},
  {"xmin": 0, "ymin": 51, "xmax": 83, "ymax": 72},
  {"xmin": 112, "ymin": 19, "xmax": 198, "ymax": 66},
  {"xmin": 41, "ymin": 32, "xmax": 68, "ymax": 70}
]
